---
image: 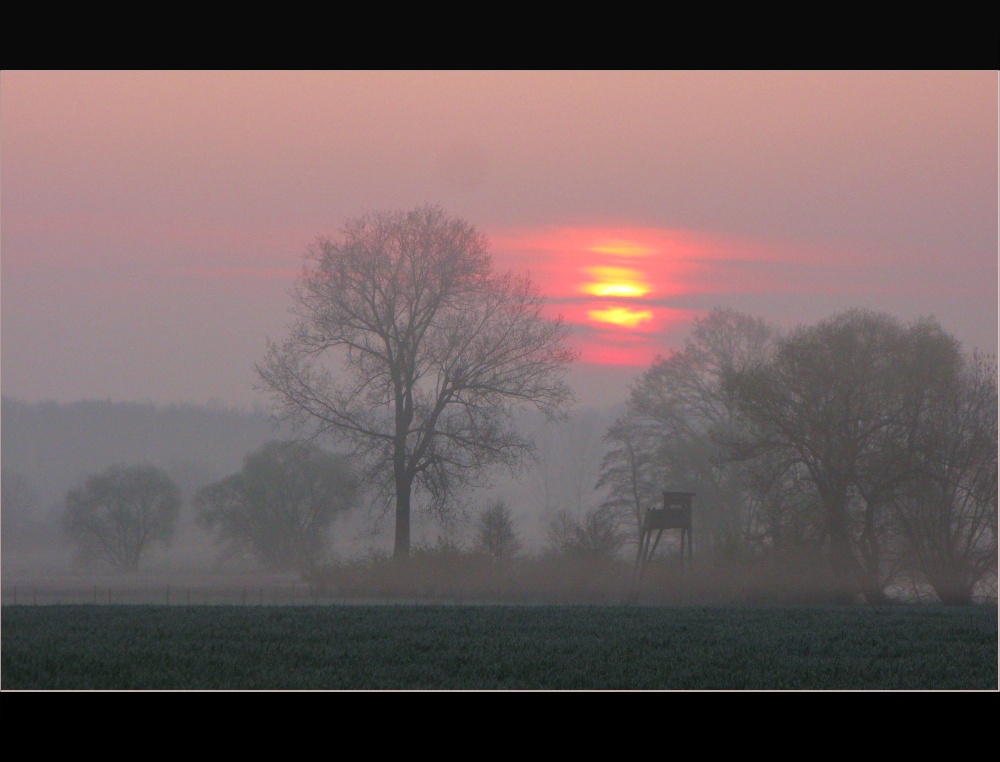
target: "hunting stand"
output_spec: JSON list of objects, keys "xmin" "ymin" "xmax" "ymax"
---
[{"xmin": 628, "ymin": 491, "xmax": 695, "ymax": 603}]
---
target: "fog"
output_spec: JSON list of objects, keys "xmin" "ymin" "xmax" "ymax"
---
[
  {"xmin": 1, "ymin": 395, "xmax": 624, "ymax": 584},
  {"xmin": 4, "ymin": 304, "xmax": 994, "ymax": 608},
  {"xmin": 3, "ymin": 71, "xmax": 995, "ymax": 606}
]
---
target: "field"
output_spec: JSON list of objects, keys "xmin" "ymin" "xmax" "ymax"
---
[{"xmin": 2, "ymin": 603, "xmax": 996, "ymax": 690}]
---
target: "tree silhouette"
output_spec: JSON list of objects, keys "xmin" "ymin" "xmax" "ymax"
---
[
  {"xmin": 257, "ymin": 205, "xmax": 576, "ymax": 559},
  {"xmin": 194, "ymin": 440, "xmax": 356, "ymax": 574},
  {"xmin": 62, "ymin": 463, "xmax": 180, "ymax": 572},
  {"xmin": 723, "ymin": 309, "xmax": 965, "ymax": 603}
]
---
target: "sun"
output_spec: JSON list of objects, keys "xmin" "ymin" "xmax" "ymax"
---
[
  {"xmin": 490, "ymin": 225, "xmax": 700, "ymax": 361},
  {"xmin": 587, "ymin": 306, "xmax": 654, "ymax": 328},
  {"xmin": 579, "ymin": 266, "xmax": 651, "ymax": 298},
  {"xmin": 578, "ymin": 245, "xmax": 655, "ymax": 329}
]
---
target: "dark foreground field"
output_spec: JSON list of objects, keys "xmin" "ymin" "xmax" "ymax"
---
[{"xmin": 2, "ymin": 604, "xmax": 996, "ymax": 690}]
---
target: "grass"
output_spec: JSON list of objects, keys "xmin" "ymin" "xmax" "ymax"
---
[{"xmin": 2, "ymin": 604, "xmax": 995, "ymax": 690}]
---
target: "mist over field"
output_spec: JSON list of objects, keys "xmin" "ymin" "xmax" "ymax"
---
[
  {"xmin": 2, "ymin": 72, "xmax": 995, "ymax": 613},
  {"xmin": 1, "ymin": 395, "xmax": 623, "ymax": 588},
  {"xmin": 3, "ymin": 313, "xmax": 996, "ymax": 609}
]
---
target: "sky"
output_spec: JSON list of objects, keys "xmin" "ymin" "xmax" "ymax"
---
[{"xmin": 2, "ymin": 70, "xmax": 997, "ymax": 411}]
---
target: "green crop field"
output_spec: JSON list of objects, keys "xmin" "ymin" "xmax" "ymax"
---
[{"xmin": 2, "ymin": 604, "xmax": 996, "ymax": 690}]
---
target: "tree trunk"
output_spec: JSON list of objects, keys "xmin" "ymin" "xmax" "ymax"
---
[
  {"xmin": 393, "ymin": 476, "xmax": 412, "ymax": 560},
  {"xmin": 818, "ymin": 480, "xmax": 861, "ymax": 604},
  {"xmin": 858, "ymin": 499, "xmax": 891, "ymax": 605},
  {"xmin": 826, "ymin": 499, "xmax": 861, "ymax": 605}
]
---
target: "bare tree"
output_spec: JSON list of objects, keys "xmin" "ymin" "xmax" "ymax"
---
[
  {"xmin": 474, "ymin": 498, "xmax": 522, "ymax": 565},
  {"xmin": 723, "ymin": 309, "xmax": 964, "ymax": 603},
  {"xmin": 546, "ymin": 505, "xmax": 628, "ymax": 559},
  {"xmin": 256, "ymin": 206, "xmax": 576, "ymax": 559},
  {"xmin": 597, "ymin": 309, "xmax": 778, "ymax": 556},
  {"xmin": 893, "ymin": 351, "xmax": 998, "ymax": 604},
  {"xmin": 194, "ymin": 440, "xmax": 357, "ymax": 575},
  {"xmin": 595, "ymin": 416, "xmax": 661, "ymax": 547},
  {"xmin": 61, "ymin": 463, "xmax": 180, "ymax": 572}
]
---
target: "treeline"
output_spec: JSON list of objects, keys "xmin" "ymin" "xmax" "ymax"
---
[
  {"xmin": 0, "ymin": 395, "xmax": 616, "ymax": 574},
  {"xmin": 3, "ymin": 308, "xmax": 996, "ymax": 606},
  {"xmin": 1, "ymin": 397, "xmax": 287, "ymax": 508},
  {"xmin": 596, "ymin": 308, "xmax": 997, "ymax": 606},
  {"xmin": 1, "ymin": 398, "xmax": 289, "ymax": 558}
]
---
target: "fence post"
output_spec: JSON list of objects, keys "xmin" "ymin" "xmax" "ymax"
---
[{"xmin": 242, "ymin": 585, "xmax": 247, "ymax": 606}]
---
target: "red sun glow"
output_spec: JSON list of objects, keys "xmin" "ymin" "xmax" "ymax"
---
[{"xmin": 488, "ymin": 226, "xmax": 720, "ymax": 366}]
